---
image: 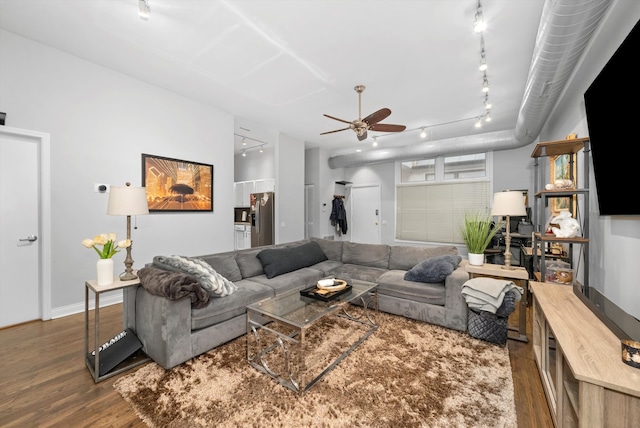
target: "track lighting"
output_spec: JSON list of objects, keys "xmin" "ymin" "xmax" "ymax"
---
[
  {"xmin": 259, "ymin": 145, "xmax": 264, "ymax": 153},
  {"xmin": 479, "ymin": 53, "xmax": 487, "ymax": 71},
  {"xmin": 372, "ymin": 137, "xmax": 378, "ymax": 147},
  {"xmin": 473, "ymin": 1, "xmax": 486, "ymax": 33},
  {"xmin": 138, "ymin": 0, "xmax": 150, "ymax": 20},
  {"xmin": 242, "ymin": 138, "xmax": 246, "ymax": 145},
  {"xmin": 475, "ymin": 118, "xmax": 482, "ymax": 128},
  {"xmin": 241, "ymin": 149, "xmax": 246, "ymax": 157},
  {"xmin": 482, "ymin": 76, "xmax": 489, "ymax": 93},
  {"xmin": 485, "ymin": 113, "xmax": 492, "ymax": 122},
  {"xmin": 483, "ymin": 95, "xmax": 492, "ymax": 110},
  {"xmin": 420, "ymin": 128, "xmax": 427, "ymax": 138}
]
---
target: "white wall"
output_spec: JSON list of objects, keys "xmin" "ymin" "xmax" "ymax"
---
[
  {"xmin": 0, "ymin": 30, "xmax": 235, "ymax": 316},
  {"xmin": 234, "ymin": 146, "xmax": 275, "ymax": 182},
  {"xmin": 275, "ymin": 133, "xmax": 305, "ymax": 243},
  {"xmin": 538, "ymin": 0, "xmax": 640, "ymax": 320}
]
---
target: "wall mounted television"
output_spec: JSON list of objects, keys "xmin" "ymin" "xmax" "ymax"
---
[
  {"xmin": 584, "ymin": 18, "xmax": 640, "ymax": 216},
  {"xmin": 580, "ymin": 18, "xmax": 640, "ymax": 343}
]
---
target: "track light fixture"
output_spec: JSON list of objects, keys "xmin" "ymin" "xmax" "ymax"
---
[
  {"xmin": 372, "ymin": 137, "xmax": 378, "ymax": 147},
  {"xmin": 420, "ymin": 128, "xmax": 427, "ymax": 138},
  {"xmin": 241, "ymin": 149, "xmax": 246, "ymax": 157},
  {"xmin": 482, "ymin": 75, "xmax": 489, "ymax": 93},
  {"xmin": 138, "ymin": 0, "xmax": 150, "ymax": 20},
  {"xmin": 259, "ymin": 145, "xmax": 264, "ymax": 153},
  {"xmin": 475, "ymin": 117, "xmax": 483, "ymax": 128},
  {"xmin": 242, "ymin": 138, "xmax": 246, "ymax": 145},
  {"xmin": 473, "ymin": 0, "xmax": 486, "ymax": 33}
]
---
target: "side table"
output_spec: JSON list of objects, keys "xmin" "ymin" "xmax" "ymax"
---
[
  {"xmin": 84, "ymin": 278, "xmax": 149, "ymax": 382},
  {"xmin": 464, "ymin": 263, "xmax": 529, "ymax": 342}
]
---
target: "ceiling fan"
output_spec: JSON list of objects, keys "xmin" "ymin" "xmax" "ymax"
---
[{"xmin": 321, "ymin": 85, "xmax": 406, "ymax": 141}]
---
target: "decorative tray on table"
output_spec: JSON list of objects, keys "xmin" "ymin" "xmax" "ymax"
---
[{"xmin": 300, "ymin": 279, "xmax": 351, "ymax": 302}]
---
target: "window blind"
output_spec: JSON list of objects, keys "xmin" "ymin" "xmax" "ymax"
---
[{"xmin": 396, "ymin": 181, "xmax": 491, "ymax": 244}]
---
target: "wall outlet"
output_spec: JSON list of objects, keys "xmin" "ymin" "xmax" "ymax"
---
[{"xmin": 94, "ymin": 183, "xmax": 110, "ymax": 193}]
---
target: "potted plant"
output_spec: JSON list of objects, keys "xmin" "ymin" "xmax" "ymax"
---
[{"xmin": 460, "ymin": 211, "xmax": 503, "ymax": 265}]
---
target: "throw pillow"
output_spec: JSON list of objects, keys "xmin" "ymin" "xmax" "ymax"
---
[
  {"xmin": 258, "ymin": 241, "xmax": 328, "ymax": 279},
  {"xmin": 404, "ymin": 255, "xmax": 462, "ymax": 283}
]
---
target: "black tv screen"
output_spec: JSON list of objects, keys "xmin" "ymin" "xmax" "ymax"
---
[{"xmin": 584, "ymin": 18, "xmax": 640, "ymax": 215}]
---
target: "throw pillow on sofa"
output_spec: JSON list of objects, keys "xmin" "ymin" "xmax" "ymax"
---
[
  {"xmin": 258, "ymin": 241, "xmax": 328, "ymax": 279},
  {"xmin": 152, "ymin": 255, "xmax": 237, "ymax": 297},
  {"xmin": 404, "ymin": 255, "xmax": 462, "ymax": 283}
]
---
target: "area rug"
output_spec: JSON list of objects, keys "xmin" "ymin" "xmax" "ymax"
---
[{"xmin": 114, "ymin": 312, "xmax": 517, "ymax": 427}]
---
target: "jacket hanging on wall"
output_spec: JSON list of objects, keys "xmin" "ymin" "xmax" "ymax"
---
[{"xmin": 330, "ymin": 196, "xmax": 348, "ymax": 235}]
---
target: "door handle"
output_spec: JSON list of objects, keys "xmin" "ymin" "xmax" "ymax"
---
[{"xmin": 19, "ymin": 235, "xmax": 38, "ymax": 242}]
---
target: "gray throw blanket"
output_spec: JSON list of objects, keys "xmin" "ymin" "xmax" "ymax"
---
[
  {"xmin": 153, "ymin": 255, "xmax": 237, "ymax": 297},
  {"xmin": 138, "ymin": 267, "xmax": 209, "ymax": 309}
]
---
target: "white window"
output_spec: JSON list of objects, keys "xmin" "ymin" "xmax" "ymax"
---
[{"xmin": 396, "ymin": 153, "xmax": 492, "ymax": 244}]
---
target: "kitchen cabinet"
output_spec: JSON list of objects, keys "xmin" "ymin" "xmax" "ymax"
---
[
  {"xmin": 235, "ymin": 179, "xmax": 274, "ymax": 207},
  {"xmin": 234, "ymin": 224, "xmax": 250, "ymax": 250}
]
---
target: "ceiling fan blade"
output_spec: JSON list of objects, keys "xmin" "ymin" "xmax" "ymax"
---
[
  {"xmin": 323, "ymin": 114, "xmax": 353, "ymax": 125},
  {"xmin": 363, "ymin": 108, "xmax": 391, "ymax": 126},
  {"xmin": 357, "ymin": 130, "xmax": 368, "ymax": 141},
  {"xmin": 368, "ymin": 123, "xmax": 407, "ymax": 133},
  {"xmin": 320, "ymin": 127, "xmax": 351, "ymax": 135}
]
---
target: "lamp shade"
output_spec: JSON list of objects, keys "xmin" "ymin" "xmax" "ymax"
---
[
  {"xmin": 107, "ymin": 185, "xmax": 149, "ymax": 216},
  {"xmin": 491, "ymin": 191, "xmax": 527, "ymax": 217}
]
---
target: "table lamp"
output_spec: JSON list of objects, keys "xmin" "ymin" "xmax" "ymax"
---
[
  {"xmin": 491, "ymin": 190, "xmax": 527, "ymax": 270},
  {"xmin": 107, "ymin": 182, "xmax": 149, "ymax": 280}
]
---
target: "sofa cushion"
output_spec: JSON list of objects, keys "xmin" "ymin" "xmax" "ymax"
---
[
  {"xmin": 341, "ymin": 242, "xmax": 390, "ymax": 269},
  {"xmin": 404, "ymin": 255, "xmax": 462, "ymax": 283},
  {"xmin": 388, "ymin": 245, "xmax": 459, "ymax": 270},
  {"xmin": 235, "ymin": 249, "xmax": 265, "ymax": 279},
  {"xmin": 257, "ymin": 241, "xmax": 328, "ymax": 279},
  {"xmin": 326, "ymin": 263, "xmax": 388, "ymax": 284},
  {"xmin": 377, "ymin": 270, "xmax": 446, "ymax": 305},
  {"xmin": 249, "ymin": 267, "xmax": 324, "ymax": 295},
  {"xmin": 310, "ymin": 237, "xmax": 344, "ymax": 261},
  {"xmin": 198, "ymin": 253, "xmax": 243, "ymax": 282},
  {"xmin": 190, "ymin": 279, "xmax": 274, "ymax": 330}
]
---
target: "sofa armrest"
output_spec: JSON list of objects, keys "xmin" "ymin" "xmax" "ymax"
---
[
  {"xmin": 443, "ymin": 260, "xmax": 470, "ymax": 330},
  {"xmin": 130, "ymin": 286, "xmax": 193, "ymax": 369}
]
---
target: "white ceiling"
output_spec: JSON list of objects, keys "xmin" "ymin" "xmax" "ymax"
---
[{"xmin": 0, "ymin": 0, "xmax": 545, "ymax": 157}]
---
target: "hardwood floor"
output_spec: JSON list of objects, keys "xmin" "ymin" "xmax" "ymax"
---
[{"xmin": 0, "ymin": 302, "xmax": 553, "ymax": 427}]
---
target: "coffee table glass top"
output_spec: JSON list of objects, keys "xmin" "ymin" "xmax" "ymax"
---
[{"xmin": 246, "ymin": 279, "xmax": 377, "ymax": 328}]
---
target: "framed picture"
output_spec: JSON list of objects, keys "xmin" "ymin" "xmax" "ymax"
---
[
  {"xmin": 141, "ymin": 153, "xmax": 213, "ymax": 212},
  {"xmin": 549, "ymin": 154, "xmax": 575, "ymax": 214}
]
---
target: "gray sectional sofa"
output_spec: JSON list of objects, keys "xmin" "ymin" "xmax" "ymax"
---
[{"xmin": 124, "ymin": 237, "xmax": 470, "ymax": 369}]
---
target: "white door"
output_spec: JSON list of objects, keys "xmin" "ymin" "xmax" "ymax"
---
[
  {"xmin": 304, "ymin": 184, "xmax": 314, "ymax": 239},
  {"xmin": 0, "ymin": 127, "xmax": 50, "ymax": 327},
  {"xmin": 349, "ymin": 184, "xmax": 381, "ymax": 244}
]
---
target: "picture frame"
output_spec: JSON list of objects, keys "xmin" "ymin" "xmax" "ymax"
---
[
  {"xmin": 549, "ymin": 153, "xmax": 576, "ymax": 214},
  {"xmin": 141, "ymin": 153, "xmax": 213, "ymax": 212}
]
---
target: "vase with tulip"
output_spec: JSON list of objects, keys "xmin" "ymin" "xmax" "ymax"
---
[{"xmin": 82, "ymin": 233, "xmax": 131, "ymax": 285}]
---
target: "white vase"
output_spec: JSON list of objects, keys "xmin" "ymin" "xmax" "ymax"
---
[
  {"xmin": 96, "ymin": 258, "xmax": 114, "ymax": 286},
  {"xmin": 468, "ymin": 253, "xmax": 484, "ymax": 266}
]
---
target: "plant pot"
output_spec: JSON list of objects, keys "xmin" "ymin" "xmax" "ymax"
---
[
  {"xmin": 97, "ymin": 258, "xmax": 114, "ymax": 286},
  {"xmin": 468, "ymin": 253, "xmax": 484, "ymax": 266}
]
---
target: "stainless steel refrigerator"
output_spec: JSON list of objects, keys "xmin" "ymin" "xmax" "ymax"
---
[{"xmin": 250, "ymin": 192, "xmax": 274, "ymax": 247}]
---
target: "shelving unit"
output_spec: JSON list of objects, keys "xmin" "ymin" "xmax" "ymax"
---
[
  {"xmin": 531, "ymin": 137, "xmax": 590, "ymax": 292},
  {"xmin": 530, "ymin": 281, "xmax": 640, "ymax": 427}
]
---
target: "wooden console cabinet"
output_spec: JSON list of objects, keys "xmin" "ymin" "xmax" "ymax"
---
[{"xmin": 530, "ymin": 281, "xmax": 640, "ymax": 427}]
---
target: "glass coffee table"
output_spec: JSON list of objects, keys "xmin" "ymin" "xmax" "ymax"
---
[{"xmin": 246, "ymin": 279, "xmax": 378, "ymax": 394}]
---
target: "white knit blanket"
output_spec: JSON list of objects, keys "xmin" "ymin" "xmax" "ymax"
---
[
  {"xmin": 153, "ymin": 255, "xmax": 237, "ymax": 297},
  {"xmin": 461, "ymin": 277, "xmax": 523, "ymax": 314}
]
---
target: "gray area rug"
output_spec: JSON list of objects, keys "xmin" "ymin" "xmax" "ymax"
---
[{"xmin": 114, "ymin": 311, "xmax": 517, "ymax": 427}]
